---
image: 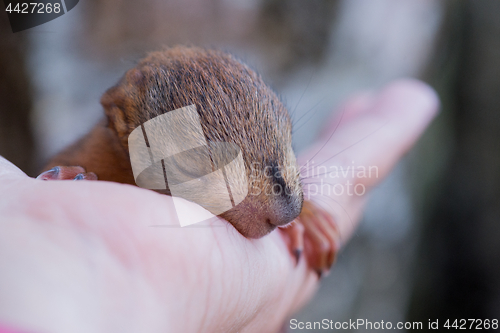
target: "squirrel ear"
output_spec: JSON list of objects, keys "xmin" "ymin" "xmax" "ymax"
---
[
  {"xmin": 100, "ymin": 68, "xmax": 146, "ymax": 143},
  {"xmin": 100, "ymin": 84, "xmax": 129, "ymax": 139}
]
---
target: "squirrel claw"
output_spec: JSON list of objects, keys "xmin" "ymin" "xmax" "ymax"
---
[
  {"xmin": 293, "ymin": 248, "xmax": 302, "ymax": 265},
  {"xmin": 73, "ymin": 172, "xmax": 98, "ymax": 181},
  {"xmin": 37, "ymin": 166, "xmax": 97, "ymax": 181},
  {"xmin": 315, "ymin": 269, "xmax": 331, "ymax": 280}
]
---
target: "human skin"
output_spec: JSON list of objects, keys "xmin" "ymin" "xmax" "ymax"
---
[{"xmin": 0, "ymin": 79, "xmax": 438, "ymax": 333}]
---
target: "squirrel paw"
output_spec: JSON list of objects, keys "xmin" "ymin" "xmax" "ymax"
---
[
  {"xmin": 37, "ymin": 166, "xmax": 98, "ymax": 181},
  {"xmin": 281, "ymin": 201, "xmax": 341, "ymax": 279}
]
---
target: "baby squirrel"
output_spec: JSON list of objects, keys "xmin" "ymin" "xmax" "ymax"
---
[{"xmin": 38, "ymin": 46, "xmax": 339, "ymax": 275}]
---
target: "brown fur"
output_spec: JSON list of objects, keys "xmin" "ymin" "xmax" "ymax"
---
[{"xmin": 44, "ymin": 46, "xmax": 303, "ymax": 238}]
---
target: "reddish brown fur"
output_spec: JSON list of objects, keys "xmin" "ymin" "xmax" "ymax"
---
[{"xmin": 44, "ymin": 46, "xmax": 303, "ymax": 238}]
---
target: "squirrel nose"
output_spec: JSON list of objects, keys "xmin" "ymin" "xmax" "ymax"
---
[
  {"xmin": 266, "ymin": 197, "xmax": 303, "ymax": 227},
  {"xmin": 267, "ymin": 216, "xmax": 293, "ymax": 227},
  {"xmin": 267, "ymin": 213, "xmax": 297, "ymax": 227}
]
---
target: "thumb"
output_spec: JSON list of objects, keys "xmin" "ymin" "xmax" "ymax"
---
[{"xmin": 0, "ymin": 156, "xmax": 28, "ymax": 183}]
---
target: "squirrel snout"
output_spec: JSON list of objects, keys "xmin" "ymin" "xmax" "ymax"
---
[
  {"xmin": 220, "ymin": 187, "xmax": 303, "ymax": 238},
  {"xmin": 220, "ymin": 184, "xmax": 303, "ymax": 238},
  {"xmin": 266, "ymin": 196, "xmax": 303, "ymax": 227}
]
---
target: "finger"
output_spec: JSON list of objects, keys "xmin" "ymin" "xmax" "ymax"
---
[
  {"xmin": 0, "ymin": 156, "xmax": 27, "ymax": 181},
  {"xmin": 300, "ymin": 79, "xmax": 439, "ymax": 185},
  {"xmin": 298, "ymin": 79, "xmax": 439, "ymax": 250},
  {"xmin": 0, "ymin": 156, "xmax": 29, "ymax": 198},
  {"xmin": 319, "ymin": 90, "xmax": 376, "ymax": 139}
]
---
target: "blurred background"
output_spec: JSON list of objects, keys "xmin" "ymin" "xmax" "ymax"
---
[{"xmin": 1, "ymin": 0, "xmax": 499, "ymax": 331}]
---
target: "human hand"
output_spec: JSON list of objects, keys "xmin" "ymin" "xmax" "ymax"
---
[{"xmin": 0, "ymin": 79, "xmax": 438, "ymax": 333}]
